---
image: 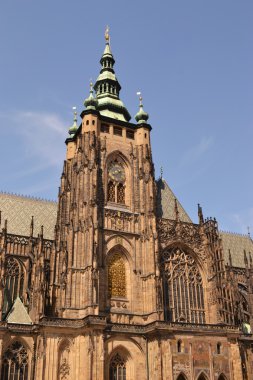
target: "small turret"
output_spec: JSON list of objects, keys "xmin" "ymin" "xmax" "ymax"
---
[
  {"xmin": 84, "ymin": 81, "xmax": 98, "ymax": 111},
  {"xmin": 135, "ymin": 93, "xmax": 149, "ymax": 124},
  {"xmin": 68, "ymin": 107, "xmax": 78, "ymax": 138}
]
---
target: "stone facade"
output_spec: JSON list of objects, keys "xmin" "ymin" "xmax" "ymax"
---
[{"xmin": 0, "ymin": 35, "xmax": 252, "ymax": 380}]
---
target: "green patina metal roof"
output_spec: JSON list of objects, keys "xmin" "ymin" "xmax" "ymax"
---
[{"xmin": 92, "ymin": 40, "xmax": 131, "ymax": 122}]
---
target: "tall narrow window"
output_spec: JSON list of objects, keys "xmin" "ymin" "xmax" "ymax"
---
[
  {"xmin": 108, "ymin": 181, "xmax": 116, "ymax": 202},
  {"xmin": 3, "ymin": 257, "xmax": 24, "ymax": 317},
  {"xmin": 108, "ymin": 253, "xmax": 126, "ymax": 298},
  {"xmin": 1, "ymin": 341, "xmax": 28, "ymax": 380},
  {"xmin": 109, "ymin": 353, "xmax": 126, "ymax": 380},
  {"xmin": 117, "ymin": 183, "xmax": 125, "ymax": 204},
  {"xmin": 162, "ymin": 247, "xmax": 205, "ymax": 324}
]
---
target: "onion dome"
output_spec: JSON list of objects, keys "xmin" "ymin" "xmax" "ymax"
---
[
  {"xmin": 93, "ymin": 27, "xmax": 131, "ymax": 122},
  {"xmin": 68, "ymin": 107, "xmax": 78, "ymax": 138},
  {"xmin": 84, "ymin": 81, "xmax": 98, "ymax": 110},
  {"xmin": 135, "ymin": 94, "xmax": 149, "ymax": 124}
]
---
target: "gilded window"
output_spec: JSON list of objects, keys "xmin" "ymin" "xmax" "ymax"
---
[
  {"xmin": 109, "ymin": 353, "xmax": 126, "ymax": 380},
  {"xmin": 108, "ymin": 181, "xmax": 116, "ymax": 202},
  {"xmin": 117, "ymin": 183, "xmax": 125, "ymax": 204},
  {"xmin": 108, "ymin": 253, "xmax": 126, "ymax": 298},
  {"xmin": 3, "ymin": 257, "xmax": 24, "ymax": 317},
  {"xmin": 162, "ymin": 247, "xmax": 205, "ymax": 324},
  {"xmin": 1, "ymin": 341, "xmax": 28, "ymax": 380}
]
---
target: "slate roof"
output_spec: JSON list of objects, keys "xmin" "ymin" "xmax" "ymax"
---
[
  {"xmin": 0, "ymin": 186, "xmax": 251, "ymax": 270},
  {"xmin": 0, "ymin": 192, "xmax": 57, "ymax": 240},
  {"xmin": 156, "ymin": 178, "xmax": 192, "ymax": 223},
  {"xmin": 220, "ymin": 231, "xmax": 253, "ymax": 268}
]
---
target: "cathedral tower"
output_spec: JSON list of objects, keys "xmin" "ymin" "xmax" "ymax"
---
[{"xmin": 53, "ymin": 31, "xmax": 160, "ymax": 323}]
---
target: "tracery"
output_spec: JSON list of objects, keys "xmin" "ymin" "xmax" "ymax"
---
[
  {"xmin": 1, "ymin": 341, "xmax": 28, "ymax": 380},
  {"xmin": 3, "ymin": 257, "xmax": 24, "ymax": 317},
  {"xmin": 109, "ymin": 353, "xmax": 126, "ymax": 380},
  {"xmin": 107, "ymin": 159, "xmax": 126, "ymax": 205},
  {"xmin": 162, "ymin": 247, "xmax": 205, "ymax": 324}
]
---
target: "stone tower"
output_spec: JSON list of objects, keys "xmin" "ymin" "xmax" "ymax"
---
[{"xmin": 53, "ymin": 32, "xmax": 160, "ymax": 324}]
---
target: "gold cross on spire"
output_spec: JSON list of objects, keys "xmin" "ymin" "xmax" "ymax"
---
[{"xmin": 105, "ymin": 26, "xmax": 110, "ymax": 43}]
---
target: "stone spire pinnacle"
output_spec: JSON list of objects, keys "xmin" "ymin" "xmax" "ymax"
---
[{"xmin": 93, "ymin": 29, "xmax": 131, "ymax": 122}]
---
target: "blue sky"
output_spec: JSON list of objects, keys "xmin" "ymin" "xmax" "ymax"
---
[{"xmin": 0, "ymin": 0, "xmax": 252, "ymax": 234}]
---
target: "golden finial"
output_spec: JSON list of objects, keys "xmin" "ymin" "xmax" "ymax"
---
[{"xmin": 105, "ymin": 25, "xmax": 110, "ymax": 43}]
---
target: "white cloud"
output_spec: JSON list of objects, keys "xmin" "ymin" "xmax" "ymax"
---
[
  {"xmin": 179, "ymin": 136, "xmax": 214, "ymax": 168},
  {"xmin": 0, "ymin": 110, "xmax": 68, "ymax": 168},
  {"xmin": 231, "ymin": 208, "xmax": 253, "ymax": 235}
]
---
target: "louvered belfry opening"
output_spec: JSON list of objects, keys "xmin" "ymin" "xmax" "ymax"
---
[
  {"xmin": 162, "ymin": 247, "xmax": 206, "ymax": 324},
  {"xmin": 1, "ymin": 341, "xmax": 28, "ymax": 380}
]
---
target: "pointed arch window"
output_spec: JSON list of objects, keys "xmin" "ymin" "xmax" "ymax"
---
[
  {"xmin": 3, "ymin": 257, "xmax": 24, "ymax": 317},
  {"xmin": 218, "ymin": 375, "xmax": 227, "ymax": 380},
  {"xmin": 177, "ymin": 374, "xmax": 188, "ymax": 380},
  {"xmin": 162, "ymin": 247, "xmax": 205, "ymax": 324},
  {"xmin": 108, "ymin": 253, "xmax": 126, "ymax": 298},
  {"xmin": 109, "ymin": 353, "xmax": 126, "ymax": 380},
  {"xmin": 107, "ymin": 161, "xmax": 126, "ymax": 205},
  {"xmin": 1, "ymin": 341, "xmax": 28, "ymax": 380}
]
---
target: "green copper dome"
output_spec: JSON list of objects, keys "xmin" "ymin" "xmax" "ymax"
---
[
  {"xmin": 93, "ymin": 32, "xmax": 131, "ymax": 122},
  {"xmin": 135, "ymin": 95, "xmax": 149, "ymax": 124},
  {"xmin": 84, "ymin": 82, "xmax": 98, "ymax": 110},
  {"xmin": 68, "ymin": 108, "xmax": 78, "ymax": 137}
]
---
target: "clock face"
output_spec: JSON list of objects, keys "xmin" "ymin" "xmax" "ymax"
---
[{"xmin": 108, "ymin": 163, "xmax": 125, "ymax": 182}]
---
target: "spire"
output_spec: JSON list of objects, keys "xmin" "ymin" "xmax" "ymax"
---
[
  {"xmin": 135, "ymin": 92, "xmax": 149, "ymax": 124},
  {"xmin": 68, "ymin": 107, "xmax": 78, "ymax": 138},
  {"xmin": 174, "ymin": 198, "xmax": 180, "ymax": 222},
  {"xmin": 93, "ymin": 27, "xmax": 131, "ymax": 122},
  {"xmin": 84, "ymin": 81, "xmax": 98, "ymax": 111},
  {"xmin": 198, "ymin": 203, "xmax": 204, "ymax": 225}
]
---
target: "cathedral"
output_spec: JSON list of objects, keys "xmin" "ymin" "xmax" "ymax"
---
[{"xmin": 0, "ymin": 30, "xmax": 253, "ymax": 380}]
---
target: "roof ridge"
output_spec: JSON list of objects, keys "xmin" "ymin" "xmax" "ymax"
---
[
  {"xmin": 220, "ymin": 230, "xmax": 250, "ymax": 238},
  {"xmin": 0, "ymin": 190, "xmax": 57, "ymax": 204}
]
